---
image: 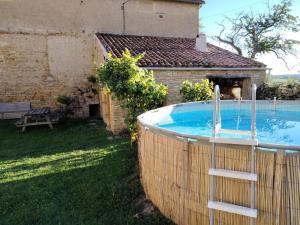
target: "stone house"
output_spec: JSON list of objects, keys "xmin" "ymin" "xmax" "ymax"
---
[
  {"xmin": 95, "ymin": 33, "xmax": 266, "ymax": 133},
  {"xmin": 0, "ymin": 0, "xmax": 266, "ymax": 123},
  {"xmin": 0, "ymin": 0, "xmax": 202, "ymax": 118}
]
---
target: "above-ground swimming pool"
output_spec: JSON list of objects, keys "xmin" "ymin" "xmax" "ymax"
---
[
  {"xmin": 137, "ymin": 100, "xmax": 300, "ymax": 225},
  {"xmin": 139, "ymin": 100, "xmax": 300, "ymax": 149}
]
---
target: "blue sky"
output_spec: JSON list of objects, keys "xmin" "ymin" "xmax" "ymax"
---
[{"xmin": 200, "ymin": 0, "xmax": 300, "ymax": 75}]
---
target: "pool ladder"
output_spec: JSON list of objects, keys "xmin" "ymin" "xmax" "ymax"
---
[{"xmin": 208, "ymin": 84, "xmax": 258, "ymax": 225}]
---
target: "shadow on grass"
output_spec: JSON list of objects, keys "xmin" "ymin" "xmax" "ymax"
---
[
  {"xmin": 0, "ymin": 120, "xmax": 118, "ymax": 161},
  {"xmin": 0, "ymin": 120, "xmax": 174, "ymax": 225}
]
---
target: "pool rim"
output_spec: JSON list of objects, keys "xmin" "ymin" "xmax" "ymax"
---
[{"xmin": 137, "ymin": 100, "xmax": 300, "ymax": 152}]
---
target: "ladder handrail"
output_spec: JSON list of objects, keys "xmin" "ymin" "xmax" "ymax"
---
[
  {"xmin": 212, "ymin": 85, "xmax": 221, "ymax": 137},
  {"xmin": 273, "ymin": 97, "xmax": 277, "ymax": 111},
  {"xmin": 250, "ymin": 84, "xmax": 257, "ymax": 225},
  {"xmin": 251, "ymin": 84, "xmax": 257, "ymax": 139},
  {"xmin": 213, "ymin": 84, "xmax": 257, "ymax": 138}
]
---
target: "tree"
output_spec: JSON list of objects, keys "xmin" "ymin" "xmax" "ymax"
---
[{"xmin": 216, "ymin": 0, "xmax": 300, "ymax": 66}]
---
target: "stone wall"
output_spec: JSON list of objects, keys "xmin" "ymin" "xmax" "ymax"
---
[
  {"xmin": 95, "ymin": 42, "xmax": 127, "ymax": 134},
  {"xmin": 0, "ymin": 0, "xmax": 200, "ymax": 38},
  {"xmin": 0, "ymin": 32, "xmax": 97, "ymax": 117},
  {"xmin": 99, "ymin": 88, "xmax": 127, "ymax": 134}
]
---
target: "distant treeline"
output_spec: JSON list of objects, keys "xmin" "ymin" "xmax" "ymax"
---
[{"xmin": 272, "ymin": 74, "xmax": 300, "ymax": 80}]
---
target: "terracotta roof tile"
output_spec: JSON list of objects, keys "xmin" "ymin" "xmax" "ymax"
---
[{"xmin": 96, "ymin": 33, "xmax": 266, "ymax": 69}]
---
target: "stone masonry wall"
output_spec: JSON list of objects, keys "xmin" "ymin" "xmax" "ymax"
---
[
  {"xmin": 0, "ymin": 0, "xmax": 200, "ymax": 39},
  {"xmin": 0, "ymin": 32, "xmax": 97, "ymax": 117},
  {"xmin": 99, "ymin": 88, "xmax": 127, "ymax": 134}
]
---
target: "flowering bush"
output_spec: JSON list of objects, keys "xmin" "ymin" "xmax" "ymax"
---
[
  {"xmin": 180, "ymin": 79, "xmax": 214, "ymax": 102},
  {"xmin": 97, "ymin": 49, "xmax": 168, "ymax": 141}
]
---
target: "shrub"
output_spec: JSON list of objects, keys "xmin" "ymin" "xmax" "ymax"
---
[
  {"xmin": 257, "ymin": 82, "xmax": 279, "ymax": 100},
  {"xmin": 180, "ymin": 79, "xmax": 214, "ymax": 102},
  {"xmin": 286, "ymin": 78, "xmax": 297, "ymax": 87},
  {"xmin": 257, "ymin": 79, "xmax": 300, "ymax": 100},
  {"xmin": 87, "ymin": 75, "xmax": 97, "ymax": 84},
  {"xmin": 97, "ymin": 49, "xmax": 168, "ymax": 141},
  {"xmin": 57, "ymin": 94, "xmax": 72, "ymax": 105}
]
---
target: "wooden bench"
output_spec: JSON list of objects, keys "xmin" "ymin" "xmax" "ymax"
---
[{"xmin": 0, "ymin": 102, "xmax": 31, "ymax": 119}]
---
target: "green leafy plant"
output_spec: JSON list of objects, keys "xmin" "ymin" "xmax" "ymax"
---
[
  {"xmin": 56, "ymin": 94, "xmax": 72, "ymax": 105},
  {"xmin": 97, "ymin": 49, "xmax": 168, "ymax": 141},
  {"xmin": 180, "ymin": 79, "xmax": 214, "ymax": 102},
  {"xmin": 286, "ymin": 78, "xmax": 296, "ymax": 87},
  {"xmin": 87, "ymin": 75, "xmax": 97, "ymax": 84},
  {"xmin": 257, "ymin": 79, "xmax": 300, "ymax": 100},
  {"xmin": 257, "ymin": 82, "xmax": 279, "ymax": 100}
]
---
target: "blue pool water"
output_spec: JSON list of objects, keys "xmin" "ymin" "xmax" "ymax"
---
[{"xmin": 146, "ymin": 102, "xmax": 300, "ymax": 147}]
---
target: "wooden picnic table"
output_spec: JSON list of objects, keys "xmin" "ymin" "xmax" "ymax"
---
[{"xmin": 20, "ymin": 107, "xmax": 53, "ymax": 132}]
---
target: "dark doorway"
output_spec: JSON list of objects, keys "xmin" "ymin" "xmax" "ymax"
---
[
  {"xmin": 89, "ymin": 104, "xmax": 100, "ymax": 119},
  {"xmin": 209, "ymin": 78, "xmax": 244, "ymax": 99}
]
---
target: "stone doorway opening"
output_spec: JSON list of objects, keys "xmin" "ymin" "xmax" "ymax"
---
[
  {"xmin": 89, "ymin": 104, "xmax": 100, "ymax": 119},
  {"xmin": 209, "ymin": 78, "xmax": 244, "ymax": 100}
]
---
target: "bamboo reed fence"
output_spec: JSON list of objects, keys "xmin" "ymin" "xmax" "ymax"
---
[{"xmin": 138, "ymin": 123, "xmax": 300, "ymax": 225}]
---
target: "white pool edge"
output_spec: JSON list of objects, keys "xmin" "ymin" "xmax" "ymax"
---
[{"xmin": 138, "ymin": 100, "xmax": 300, "ymax": 152}]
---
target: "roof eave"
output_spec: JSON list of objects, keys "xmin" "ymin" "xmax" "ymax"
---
[{"xmin": 142, "ymin": 67, "xmax": 268, "ymax": 71}]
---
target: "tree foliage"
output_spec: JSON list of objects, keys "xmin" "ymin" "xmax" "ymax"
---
[
  {"xmin": 257, "ymin": 78, "xmax": 300, "ymax": 100},
  {"xmin": 216, "ymin": 0, "xmax": 300, "ymax": 65},
  {"xmin": 97, "ymin": 49, "xmax": 168, "ymax": 141},
  {"xmin": 180, "ymin": 79, "xmax": 214, "ymax": 102},
  {"xmin": 57, "ymin": 94, "xmax": 72, "ymax": 105}
]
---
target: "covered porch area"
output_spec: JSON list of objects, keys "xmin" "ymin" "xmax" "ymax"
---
[{"xmin": 208, "ymin": 74, "xmax": 253, "ymax": 100}]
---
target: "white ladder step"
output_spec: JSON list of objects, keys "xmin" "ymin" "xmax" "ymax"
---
[
  {"xmin": 210, "ymin": 137, "xmax": 258, "ymax": 146},
  {"xmin": 218, "ymin": 128, "xmax": 252, "ymax": 136},
  {"xmin": 208, "ymin": 201, "xmax": 257, "ymax": 218},
  {"xmin": 209, "ymin": 168, "xmax": 257, "ymax": 181}
]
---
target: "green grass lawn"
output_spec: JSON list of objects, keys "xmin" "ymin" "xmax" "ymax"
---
[{"xmin": 0, "ymin": 120, "xmax": 173, "ymax": 225}]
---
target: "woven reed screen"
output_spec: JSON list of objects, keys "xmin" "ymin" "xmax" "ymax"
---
[{"xmin": 138, "ymin": 124, "xmax": 300, "ymax": 225}]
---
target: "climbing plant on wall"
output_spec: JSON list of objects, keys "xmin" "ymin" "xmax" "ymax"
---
[{"xmin": 97, "ymin": 49, "xmax": 168, "ymax": 141}]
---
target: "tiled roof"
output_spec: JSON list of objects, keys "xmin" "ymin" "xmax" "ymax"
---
[{"xmin": 96, "ymin": 33, "xmax": 266, "ymax": 69}]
